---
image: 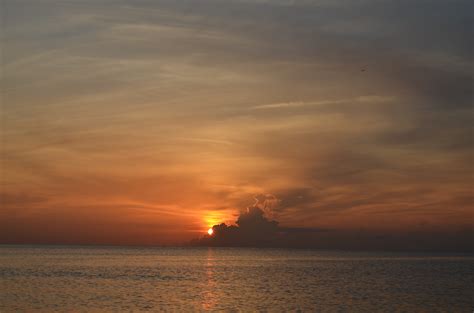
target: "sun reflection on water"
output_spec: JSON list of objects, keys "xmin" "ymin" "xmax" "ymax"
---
[{"xmin": 201, "ymin": 248, "xmax": 218, "ymax": 310}]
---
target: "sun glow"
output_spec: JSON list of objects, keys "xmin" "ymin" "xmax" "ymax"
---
[{"xmin": 207, "ymin": 228, "xmax": 214, "ymax": 235}]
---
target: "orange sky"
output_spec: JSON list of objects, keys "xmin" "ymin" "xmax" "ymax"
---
[{"xmin": 1, "ymin": 0, "xmax": 472, "ymax": 249}]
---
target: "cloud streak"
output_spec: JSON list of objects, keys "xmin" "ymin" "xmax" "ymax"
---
[{"xmin": 251, "ymin": 96, "xmax": 394, "ymax": 110}]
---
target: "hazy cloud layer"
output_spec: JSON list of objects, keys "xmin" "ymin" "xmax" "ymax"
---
[{"xmin": 1, "ymin": 0, "xmax": 472, "ymax": 249}]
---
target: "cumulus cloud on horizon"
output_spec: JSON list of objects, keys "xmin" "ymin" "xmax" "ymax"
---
[{"xmin": 191, "ymin": 194, "xmax": 330, "ymax": 248}]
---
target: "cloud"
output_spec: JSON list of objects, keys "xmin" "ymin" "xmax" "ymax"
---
[
  {"xmin": 190, "ymin": 190, "xmax": 473, "ymax": 251},
  {"xmin": 190, "ymin": 195, "xmax": 329, "ymax": 247},
  {"xmin": 252, "ymin": 100, "xmax": 342, "ymax": 110},
  {"xmin": 191, "ymin": 206, "xmax": 279, "ymax": 247},
  {"xmin": 251, "ymin": 96, "xmax": 394, "ymax": 110},
  {"xmin": 2, "ymin": 0, "xmax": 472, "ymax": 250},
  {"xmin": 252, "ymin": 193, "xmax": 280, "ymax": 218}
]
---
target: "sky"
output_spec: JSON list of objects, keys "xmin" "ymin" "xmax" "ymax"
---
[{"xmin": 1, "ymin": 0, "xmax": 472, "ymax": 250}]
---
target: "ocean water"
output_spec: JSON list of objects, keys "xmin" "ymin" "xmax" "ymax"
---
[{"xmin": 0, "ymin": 246, "xmax": 472, "ymax": 312}]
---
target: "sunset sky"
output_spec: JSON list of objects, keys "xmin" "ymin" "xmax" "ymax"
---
[{"xmin": 1, "ymin": 0, "xmax": 472, "ymax": 249}]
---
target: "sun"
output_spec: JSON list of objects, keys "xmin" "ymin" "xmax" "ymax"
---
[{"xmin": 207, "ymin": 228, "xmax": 214, "ymax": 235}]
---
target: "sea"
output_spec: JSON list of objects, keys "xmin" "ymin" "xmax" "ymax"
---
[{"xmin": 0, "ymin": 245, "xmax": 472, "ymax": 312}]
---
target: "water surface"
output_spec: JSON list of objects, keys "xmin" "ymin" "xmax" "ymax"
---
[{"xmin": 0, "ymin": 246, "xmax": 472, "ymax": 311}]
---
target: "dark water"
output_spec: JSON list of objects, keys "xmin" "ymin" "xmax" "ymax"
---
[{"xmin": 0, "ymin": 246, "xmax": 472, "ymax": 312}]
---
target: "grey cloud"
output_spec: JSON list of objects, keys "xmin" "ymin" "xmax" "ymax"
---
[
  {"xmin": 191, "ymin": 206, "xmax": 279, "ymax": 247},
  {"xmin": 191, "ymin": 192, "xmax": 328, "ymax": 247}
]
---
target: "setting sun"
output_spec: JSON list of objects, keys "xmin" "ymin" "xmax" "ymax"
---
[{"xmin": 207, "ymin": 228, "xmax": 214, "ymax": 236}]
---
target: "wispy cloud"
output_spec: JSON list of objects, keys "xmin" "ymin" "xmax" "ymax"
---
[
  {"xmin": 252, "ymin": 96, "xmax": 395, "ymax": 110},
  {"xmin": 1, "ymin": 0, "xmax": 472, "ymax": 249}
]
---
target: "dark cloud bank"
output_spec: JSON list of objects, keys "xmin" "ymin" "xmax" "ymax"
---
[
  {"xmin": 189, "ymin": 196, "xmax": 473, "ymax": 252},
  {"xmin": 190, "ymin": 194, "xmax": 326, "ymax": 248},
  {"xmin": 189, "ymin": 206, "xmax": 326, "ymax": 248}
]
